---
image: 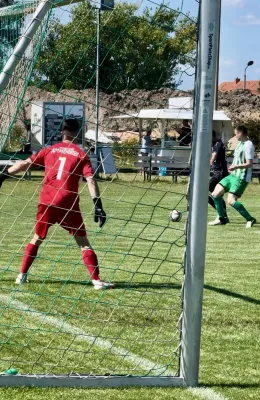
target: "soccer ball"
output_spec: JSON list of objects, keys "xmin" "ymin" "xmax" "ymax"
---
[{"xmin": 170, "ymin": 209, "xmax": 182, "ymax": 222}]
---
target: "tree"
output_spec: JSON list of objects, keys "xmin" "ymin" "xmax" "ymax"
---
[{"xmin": 35, "ymin": 1, "xmax": 196, "ymax": 92}]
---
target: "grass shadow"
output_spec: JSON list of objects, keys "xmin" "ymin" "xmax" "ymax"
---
[
  {"xmin": 108, "ymin": 281, "xmax": 182, "ymax": 290},
  {"xmin": 41, "ymin": 280, "xmax": 182, "ymax": 291},
  {"xmin": 0, "ymin": 279, "xmax": 182, "ymax": 291},
  {"xmin": 200, "ymin": 382, "xmax": 260, "ymax": 388},
  {"xmin": 204, "ymin": 284, "xmax": 260, "ymax": 305},
  {"xmin": 0, "ymin": 278, "xmax": 259, "ymax": 304}
]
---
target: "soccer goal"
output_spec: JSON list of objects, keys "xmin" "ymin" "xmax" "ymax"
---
[{"xmin": 0, "ymin": 0, "xmax": 221, "ymax": 388}]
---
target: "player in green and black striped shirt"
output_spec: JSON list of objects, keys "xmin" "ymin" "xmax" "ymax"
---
[{"xmin": 210, "ymin": 125, "xmax": 256, "ymax": 228}]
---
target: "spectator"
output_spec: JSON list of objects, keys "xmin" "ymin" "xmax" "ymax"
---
[
  {"xmin": 178, "ymin": 120, "xmax": 192, "ymax": 146},
  {"xmin": 141, "ymin": 130, "xmax": 152, "ymax": 156}
]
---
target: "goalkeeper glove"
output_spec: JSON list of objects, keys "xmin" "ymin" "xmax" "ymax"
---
[
  {"xmin": 93, "ymin": 197, "xmax": 106, "ymax": 228},
  {"xmin": 0, "ymin": 166, "xmax": 10, "ymax": 188}
]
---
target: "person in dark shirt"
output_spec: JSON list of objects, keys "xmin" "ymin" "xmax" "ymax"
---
[
  {"xmin": 178, "ymin": 120, "xmax": 192, "ymax": 146},
  {"xmin": 141, "ymin": 130, "xmax": 152, "ymax": 155},
  {"xmin": 208, "ymin": 131, "xmax": 229, "ymax": 225}
]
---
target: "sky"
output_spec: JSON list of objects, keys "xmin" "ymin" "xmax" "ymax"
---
[
  {"xmin": 178, "ymin": 0, "xmax": 260, "ymax": 90},
  {"xmin": 217, "ymin": 0, "xmax": 260, "ymax": 85},
  {"xmin": 55, "ymin": 0, "xmax": 260, "ymax": 91}
]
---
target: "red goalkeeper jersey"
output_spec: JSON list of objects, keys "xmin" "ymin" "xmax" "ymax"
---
[{"xmin": 30, "ymin": 142, "xmax": 94, "ymax": 209}]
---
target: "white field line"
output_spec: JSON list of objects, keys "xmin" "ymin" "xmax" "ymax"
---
[
  {"xmin": 189, "ymin": 387, "xmax": 228, "ymax": 400},
  {"xmin": 0, "ymin": 294, "xmax": 170, "ymax": 376},
  {"xmin": 0, "ymin": 294, "xmax": 229, "ymax": 400}
]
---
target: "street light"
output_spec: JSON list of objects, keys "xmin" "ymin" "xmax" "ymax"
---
[
  {"xmin": 244, "ymin": 60, "xmax": 254, "ymax": 90},
  {"xmin": 95, "ymin": 0, "xmax": 114, "ymax": 154}
]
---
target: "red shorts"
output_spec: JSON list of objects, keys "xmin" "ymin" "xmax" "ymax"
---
[{"xmin": 35, "ymin": 204, "xmax": 86, "ymax": 239}]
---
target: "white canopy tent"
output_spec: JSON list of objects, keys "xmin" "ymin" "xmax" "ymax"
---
[
  {"xmin": 85, "ymin": 129, "xmax": 113, "ymax": 144},
  {"xmin": 111, "ymin": 108, "xmax": 233, "ymax": 146}
]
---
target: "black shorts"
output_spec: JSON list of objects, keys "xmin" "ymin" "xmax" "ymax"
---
[{"xmin": 209, "ymin": 171, "xmax": 227, "ymax": 193}]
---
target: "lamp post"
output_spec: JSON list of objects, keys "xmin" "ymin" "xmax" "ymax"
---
[
  {"xmin": 95, "ymin": 0, "xmax": 114, "ymax": 154},
  {"xmin": 95, "ymin": 7, "xmax": 101, "ymax": 154},
  {"xmin": 214, "ymin": 0, "xmax": 221, "ymax": 110},
  {"xmin": 244, "ymin": 60, "xmax": 254, "ymax": 90}
]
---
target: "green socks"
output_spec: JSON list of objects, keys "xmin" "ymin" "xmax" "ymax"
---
[
  {"xmin": 213, "ymin": 198, "xmax": 252, "ymax": 221},
  {"xmin": 232, "ymin": 201, "xmax": 252, "ymax": 221},
  {"xmin": 213, "ymin": 197, "xmax": 226, "ymax": 218}
]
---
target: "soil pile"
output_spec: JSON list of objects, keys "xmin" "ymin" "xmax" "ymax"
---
[{"xmin": 23, "ymin": 86, "xmax": 260, "ymax": 132}]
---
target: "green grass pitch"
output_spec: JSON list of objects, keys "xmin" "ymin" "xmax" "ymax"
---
[{"xmin": 0, "ymin": 173, "xmax": 259, "ymax": 399}]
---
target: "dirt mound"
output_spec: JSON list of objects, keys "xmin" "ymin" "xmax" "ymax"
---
[
  {"xmin": 218, "ymin": 90, "xmax": 260, "ymax": 122},
  {"xmin": 23, "ymin": 87, "xmax": 189, "ymax": 131},
  {"xmin": 23, "ymin": 86, "xmax": 260, "ymax": 132}
]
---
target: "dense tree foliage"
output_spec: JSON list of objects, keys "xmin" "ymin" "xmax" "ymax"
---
[{"xmin": 35, "ymin": 1, "xmax": 196, "ymax": 92}]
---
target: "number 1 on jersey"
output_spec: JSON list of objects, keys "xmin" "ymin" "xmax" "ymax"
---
[{"xmin": 57, "ymin": 157, "xmax": 66, "ymax": 180}]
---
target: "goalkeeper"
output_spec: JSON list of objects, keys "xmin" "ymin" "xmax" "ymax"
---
[{"xmin": 0, "ymin": 119, "xmax": 114, "ymax": 290}]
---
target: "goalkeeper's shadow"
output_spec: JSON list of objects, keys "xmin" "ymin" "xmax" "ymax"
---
[
  {"xmin": 111, "ymin": 282, "xmax": 182, "ymax": 290},
  {"xmin": 0, "ymin": 279, "xmax": 181, "ymax": 290},
  {"xmin": 40, "ymin": 280, "xmax": 182, "ymax": 290},
  {"xmin": 6, "ymin": 278, "xmax": 181, "ymax": 290},
  {"xmin": 2, "ymin": 280, "xmax": 259, "ymax": 302}
]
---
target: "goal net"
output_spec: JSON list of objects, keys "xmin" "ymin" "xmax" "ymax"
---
[
  {"xmin": 0, "ymin": 0, "xmax": 200, "ymax": 387},
  {"xmin": 0, "ymin": 0, "xmax": 54, "ymax": 151}
]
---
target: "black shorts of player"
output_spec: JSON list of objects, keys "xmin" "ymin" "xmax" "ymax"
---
[{"xmin": 209, "ymin": 170, "xmax": 227, "ymax": 193}]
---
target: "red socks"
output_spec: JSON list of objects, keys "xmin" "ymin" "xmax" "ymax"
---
[
  {"xmin": 82, "ymin": 249, "xmax": 100, "ymax": 280},
  {"xmin": 21, "ymin": 244, "xmax": 100, "ymax": 280},
  {"xmin": 20, "ymin": 243, "xmax": 39, "ymax": 273}
]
